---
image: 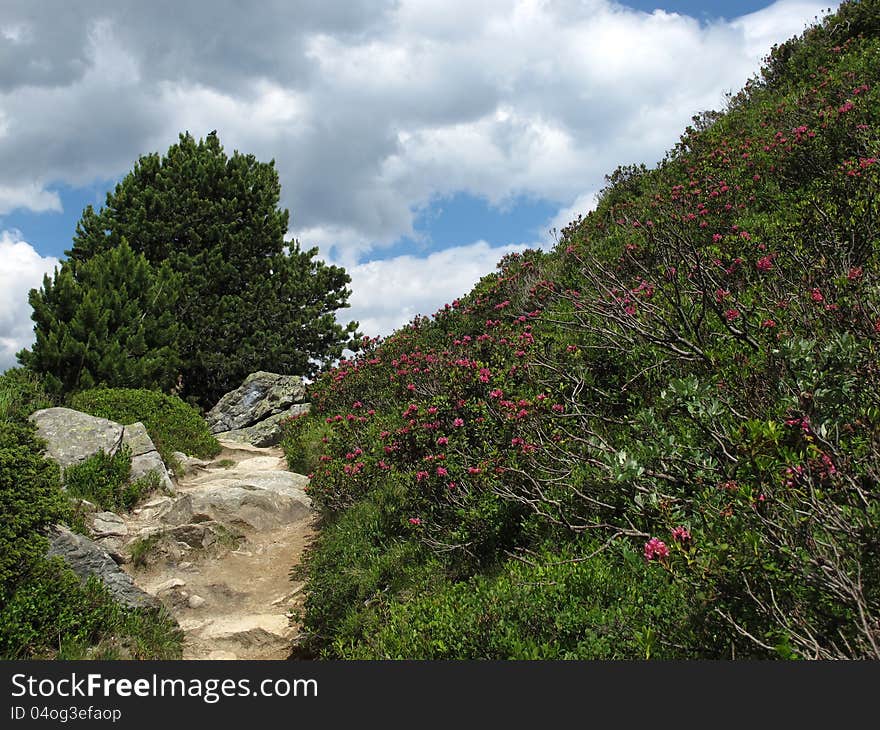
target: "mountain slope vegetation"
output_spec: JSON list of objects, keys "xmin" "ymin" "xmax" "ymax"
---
[{"xmin": 283, "ymin": 0, "xmax": 880, "ymax": 659}]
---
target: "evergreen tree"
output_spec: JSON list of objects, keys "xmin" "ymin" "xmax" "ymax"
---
[
  {"xmin": 47, "ymin": 131, "xmax": 359, "ymax": 406},
  {"xmin": 19, "ymin": 241, "xmax": 181, "ymax": 395}
]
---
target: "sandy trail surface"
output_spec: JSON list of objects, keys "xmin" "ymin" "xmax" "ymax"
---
[{"xmin": 122, "ymin": 441, "xmax": 315, "ymax": 659}]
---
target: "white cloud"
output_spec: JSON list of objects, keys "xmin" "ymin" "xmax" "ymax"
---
[
  {"xmin": 0, "ymin": 231, "xmax": 58, "ymax": 371},
  {"xmin": 0, "ymin": 0, "xmax": 836, "ymax": 260},
  {"xmin": 0, "ymin": 0, "xmax": 839, "ymax": 343},
  {"xmin": 346, "ymin": 240, "xmax": 529, "ymax": 337},
  {"xmin": 732, "ymin": 0, "xmax": 827, "ymax": 59},
  {"xmin": 0, "ymin": 182, "xmax": 61, "ymax": 215},
  {"xmin": 543, "ymin": 189, "xmax": 601, "ymax": 243}
]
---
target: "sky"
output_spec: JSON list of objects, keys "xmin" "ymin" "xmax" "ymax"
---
[{"xmin": 0, "ymin": 0, "xmax": 838, "ymax": 370}]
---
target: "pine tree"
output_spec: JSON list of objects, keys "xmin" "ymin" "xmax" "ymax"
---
[
  {"xmin": 38, "ymin": 131, "xmax": 359, "ymax": 406},
  {"xmin": 19, "ymin": 241, "xmax": 181, "ymax": 395}
]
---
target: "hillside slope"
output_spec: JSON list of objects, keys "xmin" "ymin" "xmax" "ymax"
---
[{"xmin": 283, "ymin": 0, "xmax": 880, "ymax": 659}]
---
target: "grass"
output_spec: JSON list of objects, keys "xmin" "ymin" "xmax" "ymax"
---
[
  {"xmin": 129, "ymin": 533, "xmax": 163, "ymax": 569},
  {"xmin": 62, "ymin": 448, "xmax": 160, "ymax": 513}
]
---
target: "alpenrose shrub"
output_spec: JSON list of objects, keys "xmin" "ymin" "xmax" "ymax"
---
[
  {"xmin": 332, "ymin": 537, "xmax": 692, "ymax": 660},
  {"xmin": 286, "ymin": 0, "xmax": 880, "ymax": 659}
]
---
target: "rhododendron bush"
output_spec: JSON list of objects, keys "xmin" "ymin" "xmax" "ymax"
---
[{"xmin": 283, "ymin": 0, "xmax": 880, "ymax": 659}]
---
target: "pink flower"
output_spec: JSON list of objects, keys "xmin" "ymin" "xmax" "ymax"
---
[
  {"xmin": 712, "ymin": 233, "xmax": 723, "ymax": 243},
  {"xmin": 551, "ymin": 404, "xmax": 565, "ymax": 413},
  {"xmin": 761, "ymin": 319, "xmax": 776, "ymax": 328},
  {"xmin": 725, "ymin": 308, "xmax": 740, "ymax": 322},
  {"xmin": 409, "ymin": 517, "xmax": 422, "ymax": 525},
  {"xmin": 810, "ymin": 288, "xmax": 824, "ymax": 303},
  {"xmin": 467, "ymin": 467, "xmax": 481, "ymax": 475},
  {"xmin": 453, "ymin": 418, "xmax": 464, "ymax": 428},
  {"xmin": 436, "ymin": 466, "xmax": 448, "ymax": 477},
  {"xmin": 416, "ymin": 471, "xmax": 429, "ymax": 482},
  {"xmin": 490, "ymin": 388, "xmax": 504, "ymax": 399},
  {"xmin": 671, "ymin": 526, "xmax": 692, "ymax": 544},
  {"xmin": 756, "ymin": 256, "xmax": 773, "ymax": 272},
  {"xmin": 848, "ymin": 266, "xmax": 863, "ymax": 280},
  {"xmin": 436, "ymin": 436, "xmax": 448, "ymax": 446},
  {"xmin": 644, "ymin": 538, "xmax": 670, "ymax": 562}
]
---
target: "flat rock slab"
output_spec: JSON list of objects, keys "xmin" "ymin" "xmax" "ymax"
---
[
  {"xmin": 189, "ymin": 474, "xmax": 311, "ymax": 531},
  {"xmin": 89, "ymin": 511, "xmax": 128, "ymax": 538},
  {"xmin": 184, "ymin": 614, "xmax": 295, "ymax": 659}
]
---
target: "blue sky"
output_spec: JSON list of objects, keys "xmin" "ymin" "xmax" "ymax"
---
[{"xmin": 0, "ymin": 0, "xmax": 837, "ymax": 368}]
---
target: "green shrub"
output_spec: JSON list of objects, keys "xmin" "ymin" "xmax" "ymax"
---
[
  {"xmin": 0, "ymin": 421, "xmax": 66, "ymax": 605},
  {"xmin": 0, "ymin": 368, "xmax": 54, "ymax": 424},
  {"xmin": 0, "ymin": 558, "xmax": 182, "ymax": 660},
  {"xmin": 294, "ymin": 495, "xmax": 438, "ymax": 657},
  {"xmin": 338, "ymin": 539, "xmax": 692, "ymax": 659},
  {"xmin": 280, "ymin": 413, "xmax": 332, "ymax": 475},
  {"xmin": 69, "ymin": 387, "xmax": 220, "ymax": 463}
]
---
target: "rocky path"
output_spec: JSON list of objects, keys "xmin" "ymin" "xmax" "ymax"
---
[{"xmin": 122, "ymin": 441, "xmax": 315, "ymax": 660}]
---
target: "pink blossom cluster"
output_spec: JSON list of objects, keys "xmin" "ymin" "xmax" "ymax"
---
[{"xmin": 644, "ymin": 538, "xmax": 670, "ymax": 562}]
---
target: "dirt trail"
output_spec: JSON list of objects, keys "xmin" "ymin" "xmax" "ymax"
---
[{"xmin": 122, "ymin": 441, "xmax": 315, "ymax": 660}]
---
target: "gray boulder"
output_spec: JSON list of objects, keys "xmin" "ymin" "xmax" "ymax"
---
[
  {"xmin": 29, "ymin": 408, "xmax": 123, "ymax": 469},
  {"xmin": 47, "ymin": 526, "xmax": 164, "ymax": 612},
  {"xmin": 215, "ymin": 404, "xmax": 310, "ymax": 447},
  {"xmin": 29, "ymin": 408, "xmax": 173, "ymax": 494},
  {"xmin": 205, "ymin": 372, "xmax": 307, "ymax": 434},
  {"xmin": 123, "ymin": 422, "xmax": 175, "ymax": 493}
]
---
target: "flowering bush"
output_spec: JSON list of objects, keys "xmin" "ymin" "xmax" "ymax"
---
[{"xmin": 286, "ymin": 0, "xmax": 880, "ymax": 659}]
